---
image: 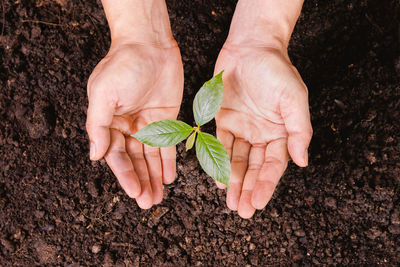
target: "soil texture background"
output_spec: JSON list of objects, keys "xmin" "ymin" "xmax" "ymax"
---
[{"xmin": 0, "ymin": 0, "xmax": 399, "ymax": 265}]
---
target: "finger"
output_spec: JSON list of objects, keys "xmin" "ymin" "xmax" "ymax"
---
[
  {"xmin": 227, "ymin": 138, "xmax": 250, "ymax": 211},
  {"xmin": 160, "ymin": 146, "xmax": 176, "ymax": 184},
  {"xmin": 216, "ymin": 128, "xmax": 234, "ymax": 189},
  {"xmin": 104, "ymin": 129, "xmax": 141, "ymax": 198},
  {"xmin": 144, "ymin": 145, "xmax": 164, "ymax": 205},
  {"xmin": 215, "ymin": 181, "xmax": 226, "ymax": 189},
  {"xmin": 280, "ymin": 84, "xmax": 313, "ymax": 167},
  {"xmin": 126, "ymin": 137, "xmax": 153, "ymax": 209},
  {"xmin": 216, "ymin": 128, "xmax": 234, "ymax": 160},
  {"xmin": 86, "ymin": 89, "xmax": 115, "ymax": 160},
  {"xmin": 252, "ymin": 138, "xmax": 288, "ymax": 210},
  {"xmin": 238, "ymin": 145, "xmax": 265, "ymax": 219}
]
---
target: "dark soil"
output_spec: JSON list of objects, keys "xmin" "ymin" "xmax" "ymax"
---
[{"xmin": 1, "ymin": 0, "xmax": 399, "ymax": 265}]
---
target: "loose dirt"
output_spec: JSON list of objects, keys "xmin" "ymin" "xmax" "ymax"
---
[{"xmin": 0, "ymin": 0, "xmax": 399, "ymax": 265}]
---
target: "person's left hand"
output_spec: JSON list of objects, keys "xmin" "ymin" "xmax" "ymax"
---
[{"xmin": 86, "ymin": 41, "xmax": 183, "ymax": 209}]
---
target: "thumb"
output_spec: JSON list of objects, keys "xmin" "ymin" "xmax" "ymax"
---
[
  {"xmin": 86, "ymin": 91, "xmax": 115, "ymax": 160},
  {"xmin": 280, "ymin": 83, "xmax": 313, "ymax": 167}
]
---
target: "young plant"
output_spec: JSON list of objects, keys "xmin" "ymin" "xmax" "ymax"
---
[{"xmin": 131, "ymin": 71, "xmax": 231, "ymax": 187}]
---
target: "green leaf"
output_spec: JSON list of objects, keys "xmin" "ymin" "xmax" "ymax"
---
[
  {"xmin": 195, "ymin": 132, "xmax": 231, "ymax": 187},
  {"xmin": 132, "ymin": 120, "xmax": 193, "ymax": 147},
  {"xmin": 193, "ymin": 70, "xmax": 224, "ymax": 126},
  {"xmin": 186, "ymin": 131, "xmax": 196, "ymax": 151}
]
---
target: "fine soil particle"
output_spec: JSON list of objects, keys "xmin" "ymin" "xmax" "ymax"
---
[{"xmin": 0, "ymin": 0, "xmax": 399, "ymax": 265}]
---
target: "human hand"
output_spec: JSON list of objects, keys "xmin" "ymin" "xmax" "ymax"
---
[
  {"xmin": 86, "ymin": 0, "xmax": 183, "ymax": 209},
  {"xmin": 214, "ymin": 44, "xmax": 312, "ymax": 218},
  {"xmin": 86, "ymin": 41, "xmax": 183, "ymax": 208}
]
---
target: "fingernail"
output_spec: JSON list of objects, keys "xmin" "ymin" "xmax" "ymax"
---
[
  {"xmin": 90, "ymin": 142, "xmax": 96, "ymax": 160},
  {"xmin": 303, "ymin": 148, "xmax": 308, "ymax": 166}
]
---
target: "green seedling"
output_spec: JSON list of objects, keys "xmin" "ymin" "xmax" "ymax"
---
[{"xmin": 131, "ymin": 71, "xmax": 231, "ymax": 187}]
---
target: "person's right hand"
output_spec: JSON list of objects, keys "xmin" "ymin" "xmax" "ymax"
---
[
  {"xmin": 214, "ymin": 44, "xmax": 312, "ymax": 218},
  {"xmin": 86, "ymin": 40, "xmax": 184, "ymax": 209}
]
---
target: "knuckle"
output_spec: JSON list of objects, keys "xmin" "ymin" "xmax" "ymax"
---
[
  {"xmin": 87, "ymin": 75, "xmax": 94, "ymax": 91},
  {"xmin": 264, "ymin": 180, "xmax": 277, "ymax": 190},
  {"xmin": 128, "ymin": 151, "xmax": 145, "ymax": 160},
  {"xmin": 303, "ymin": 84, "xmax": 309, "ymax": 95},
  {"xmin": 231, "ymin": 155, "xmax": 248, "ymax": 164},
  {"xmin": 247, "ymin": 163, "xmax": 262, "ymax": 171},
  {"xmin": 264, "ymin": 155, "xmax": 286, "ymax": 167},
  {"xmin": 235, "ymin": 137, "xmax": 248, "ymax": 144},
  {"xmin": 118, "ymin": 168, "xmax": 134, "ymax": 177},
  {"xmin": 85, "ymin": 121, "xmax": 91, "ymax": 131},
  {"xmin": 305, "ymin": 127, "xmax": 314, "ymax": 139},
  {"xmin": 85, "ymin": 121, "xmax": 95, "ymax": 133},
  {"xmin": 262, "ymin": 164, "xmax": 281, "ymax": 179},
  {"xmin": 251, "ymin": 143, "xmax": 266, "ymax": 149},
  {"xmin": 145, "ymin": 150, "xmax": 160, "ymax": 158},
  {"xmin": 297, "ymin": 87, "xmax": 308, "ymax": 99},
  {"xmin": 108, "ymin": 145, "xmax": 126, "ymax": 154},
  {"xmin": 229, "ymin": 179, "xmax": 242, "ymax": 186}
]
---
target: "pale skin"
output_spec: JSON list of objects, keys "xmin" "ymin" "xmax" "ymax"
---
[{"xmin": 86, "ymin": 0, "xmax": 312, "ymax": 218}]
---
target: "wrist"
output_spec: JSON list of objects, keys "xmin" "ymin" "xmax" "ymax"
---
[
  {"xmin": 102, "ymin": 0, "xmax": 176, "ymax": 47},
  {"xmin": 225, "ymin": 0, "xmax": 303, "ymax": 49}
]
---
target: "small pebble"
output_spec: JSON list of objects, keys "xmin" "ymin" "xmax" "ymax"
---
[
  {"xmin": 42, "ymin": 225, "xmax": 54, "ymax": 231},
  {"xmin": 91, "ymin": 244, "xmax": 101, "ymax": 254},
  {"xmin": 249, "ymin": 243, "xmax": 256, "ymax": 250},
  {"xmin": 390, "ymin": 211, "xmax": 400, "ymax": 225},
  {"xmin": 294, "ymin": 230, "xmax": 306, "ymax": 237}
]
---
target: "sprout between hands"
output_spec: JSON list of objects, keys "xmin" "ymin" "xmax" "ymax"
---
[{"xmin": 131, "ymin": 71, "xmax": 231, "ymax": 187}]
